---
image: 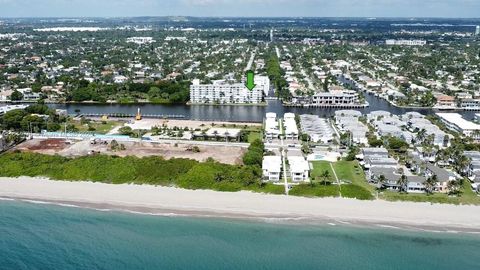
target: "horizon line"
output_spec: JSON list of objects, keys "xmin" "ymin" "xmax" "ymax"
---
[{"xmin": 1, "ymin": 16, "xmax": 480, "ymax": 20}]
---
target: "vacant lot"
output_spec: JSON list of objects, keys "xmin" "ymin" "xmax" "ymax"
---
[
  {"xmin": 306, "ymin": 160, "xmax": 374, "ymax": 200},
  {"xmin": 14, "ymin": 139, "xmax": 245, "ymax": 165}
]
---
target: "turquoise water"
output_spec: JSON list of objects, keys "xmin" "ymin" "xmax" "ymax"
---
[{"xmin": 1, "ymin": 201, "xmax": 480, "ymax": 270}]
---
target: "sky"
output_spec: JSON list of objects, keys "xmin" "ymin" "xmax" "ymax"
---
[{"xmin": 0, "ymin": 0, "xmax": 479, "ymax": 18}]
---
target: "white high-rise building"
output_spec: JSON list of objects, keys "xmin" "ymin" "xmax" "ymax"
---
[
  {"xmin": 270, "ymin": 29, "xmax": 274, "ymax": 42},
  {"xmin": 476, "ymin": 25, "xmax": 480, "ymax": 36},
  {"xmin": 190, "ymin": 76, "xmax": 270, "ymax": 104}
]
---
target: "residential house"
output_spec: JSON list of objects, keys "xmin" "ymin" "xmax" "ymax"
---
[
  {"xmin": 262, "ymin": 156, "xmax": 282, "ymax": 182},
  {"xmin": 288, "ymin": 156, "xmax": 310, "ymax": 183}
]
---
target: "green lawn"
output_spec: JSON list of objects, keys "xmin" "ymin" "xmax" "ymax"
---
[
  {"xmin": 333, "ymin": 161, "xmax": 375, "ymax": 194},
  {"xmin": 380, "ymin": 179, "xmax": 480, "ymax": 205},
  {"xmin": 247, "ymin": 131, "xmax": 263, "ymax": 143},
  {"xmin": 289, "ymin": 183, "xmax": 340, "ymax": 198},
  {"xmin": 341, "ymin": 184, "xmax": 374, "ymax": 200},
  {"xmin": 310, "ymin": 160, "xmax": 374, "ymax": 200},
  {"xmin": 310, "ymin": 161, "xmax": 336, "ymax": 182},
  {"xmin": 70, "ymin": 120, "xmax": 121, "ymax": 134}
]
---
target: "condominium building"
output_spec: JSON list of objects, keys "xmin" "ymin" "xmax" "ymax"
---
[
  {"xmin": 476, "ymin": 25, "xmax": 480, "ymax": 36},
  {"xmin": 300, "ymin": 114, "xmax": 334, "ymax": 143},
  {"xmin": 436, "ymin": 113, "xmax": 480, "ymax": 139},
  {"xmin": 292, "ymin": 90, "xmax": 360, "ymax": 107},
  {"xmin": 190, "ymin": 77, "xmax": 269, "ymax": 104},
  {"xmin": 385, "ymin": 39, "xmax": 427, "ymax": 46}
]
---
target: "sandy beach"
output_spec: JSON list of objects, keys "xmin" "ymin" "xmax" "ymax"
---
[{"xmin": 1, "ymin": 177, "xmax": 480, "ymax": 232}]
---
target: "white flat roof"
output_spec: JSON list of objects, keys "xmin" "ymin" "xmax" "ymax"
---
[
  {"xmin": 288, "ymin": 156, "xmax": 309, "ymax": 173},
  {"xmin": 262, "ymin": 156, "xmax": 282, "ymax": 173},
  {"xmin": 436, "ymin": 113, "xmax": 480, "ymax": 131}
]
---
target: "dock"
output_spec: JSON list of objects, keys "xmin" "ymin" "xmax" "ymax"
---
[{"xmin": 73, "ymin": 113, "xmax": 186, "ymax": 119}]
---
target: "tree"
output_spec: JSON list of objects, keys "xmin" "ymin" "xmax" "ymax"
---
[
  {"xmin": 397, "ymin": 174, "xmax": 408, "ymax": 193},
  {"xmin": 119, "ymin": 126, "xmax": 133, "ymax": 136},
  {"xmin": 66, "ymin": 124, "xmax": 78, "ymax": 132},
  {"xmin": 10, "ymin": 90, "xmax": 23, "ymax": 101},
  {"xmin": 378, "ymin": 174, "xmax": 386, "ymax": 189},
  {"xmin": 25, "ymin": 104, "xmax": 51, "ymax": 115},
  {"xmin": 447, "ymin": 180, "xmax": 461, "ymax": 195},
  {"xmin": 321, "ymin": 170, "xmax": 330, "ymax": 186},
  {"xmin": 454, "ymin": 155, "xmax": 470, "ymax": 176},
  {"xmin": 387, "ymin": 136, "xmax": 409, "ymax": 153},
  {"xmin": 147, "ymin": 86, "xmax": 162, "ymax": 100},
  {"xmin": 20, "ymin": 115, "xmax": 46, "ymax": 132},
  {"xmin": 417, "ymin": 128, "xmax": 427, "ymax": 143},
  {"xmin": 424, "ymin": 174, "xmax": 438, "ymax": 194},
  {"xmin": 110, "ymin": 140, "xmax": 120, "ymax": 151},
  {"xmin": 1, "ymin": 109, "xmax": 27, "ymax": 130}
]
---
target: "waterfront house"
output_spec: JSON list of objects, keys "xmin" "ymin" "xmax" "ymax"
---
[
  {"xmin": 262, "ymin": 156, "xmax": 282, "ymax": 182},
  {"xmin": 265, "ymin": 113, "xmax": 280, "ymax": 140},
  {"xmin": 435, "ymin": 95, "xmax": 456, "ymax": 109},
  {"xmin": 283, "ymin": 113, "xmax": 299, "ymax": 140},
  {"xmin": 287, "ymin": 156, "xmax": 310, "ymax": 183}
]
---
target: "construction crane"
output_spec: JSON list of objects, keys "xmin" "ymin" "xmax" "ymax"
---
[{"xmin": 135, "ymin": 108, "xmax": 142, "ymax": 121}]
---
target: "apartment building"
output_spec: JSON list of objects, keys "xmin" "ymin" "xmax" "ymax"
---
[
  {"xmin": 292, "ymin": 90, "xmax": 360, "ymax": 107},
  {"xmin": 436, "ymin": 113, "xmax": 480, "ymax": 139},
  {"xmin": 385, "ymin": 39, "xmax": 427, "ymax": 46},
  {"xmin": 190, "ymin": 76, "xmax": 269, "ymax": 104}
]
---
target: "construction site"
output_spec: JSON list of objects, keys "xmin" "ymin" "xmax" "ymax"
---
[{"xmin": 14, "ymin": 138, "xmax": 247, "ymax": 165}]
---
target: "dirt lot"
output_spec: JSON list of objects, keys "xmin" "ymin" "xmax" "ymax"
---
[
  {"xmin": 14, "ymin": 139, "xmax": 246, "ymax": 165},
  {"xmin": 15, "ymin": 138, "xmax": 70, "ymax": 155}
]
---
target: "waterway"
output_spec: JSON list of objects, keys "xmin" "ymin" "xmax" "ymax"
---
[{"xmin": 3, "ymin": 94, "xmax": 478, "ymax": 122}]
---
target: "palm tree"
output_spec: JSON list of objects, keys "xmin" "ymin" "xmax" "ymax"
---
[
  {"xmin": 378, "ymin": 174, "xmax": 386, "ymax": 189},
  {"xmin": 424, "ymin": 174, "xmax": 438, "ymax": 194},
  {"xmin": 454, "ymin": 155, "xmax": 470, "ymax": 176},
  {"xmin": 447, "ymin": 180, "xmax": 460, "ymax": 195},
  {"xmin": 201, "ymin": 130, "xmax": 207, "ymax": 141},
  {"xmin": 321, "ymin": 170, "xmax": 330, "ymax": 186},
  {"xmin": 397, "ymin": 174, "xmax": 408, "ymax": 193},
  {"xmin": 472, "ymin": 130, "xmax": 480, "ymax": 141},
  {"xmin": 417, "ymin": 128, "xmax": 427, "ymax": 143}
]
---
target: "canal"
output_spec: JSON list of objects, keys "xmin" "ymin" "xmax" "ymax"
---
[{"xmin": 5, "ymin": 94, "xmax": 479, "ymax": 122}]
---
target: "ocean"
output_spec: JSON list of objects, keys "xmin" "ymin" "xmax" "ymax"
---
[{"xmin": 1, "ymin": 200, "xmax": 479, "ymax": 270}]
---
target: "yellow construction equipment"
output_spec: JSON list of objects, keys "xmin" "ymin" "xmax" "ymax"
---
[{"xmin": 135, "ymin": 108, "xmax": 142, "ymax": 120}]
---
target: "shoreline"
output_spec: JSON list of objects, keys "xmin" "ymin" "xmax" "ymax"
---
[{"xmin": 2, "ymin": 177, "xmax": 480, "ymax": 233}]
